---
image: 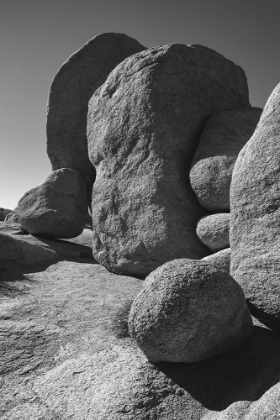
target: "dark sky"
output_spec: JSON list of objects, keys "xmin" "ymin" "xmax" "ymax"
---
[{"xmin": 1, "ymin": 0, "xmax": 280, "ymax": 208}]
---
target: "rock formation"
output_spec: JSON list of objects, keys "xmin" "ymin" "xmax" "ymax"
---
[
  {"xmin": 4, "ymin": 32, "xmax": 280, "ymax": 419},
  {"xmin": 129, "ymin": 259, "xmax": 253, "ymax": 363},
  {"xmin": 190, "ymin": 109, "xmax": 262, "ymax": 211},
  {"xmin": 88, "ymin": 43, "xmax": 250, "ymax": 276},
  {"xmin": 47, "ymin": 33, "xmax": 146, "ymax": 188},
  {"xmin": 17, "ymin": 168, "xmax": 88, "ymax": 238},
  {"xmin": 230, "ymin": 83, "xmax": 280, "ymax": 322}
]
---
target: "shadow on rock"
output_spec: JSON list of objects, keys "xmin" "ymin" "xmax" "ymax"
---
[
  {"xmin": 156, "ymin": 325, "xmax": 280, "ymax": 412},
  {"xmin": 247, "ymin": 301, "xmax": 280, "ymax": 332},
  {"xmin": 0, "ymin": 268, "xmax": 38, "ymax": 298}
]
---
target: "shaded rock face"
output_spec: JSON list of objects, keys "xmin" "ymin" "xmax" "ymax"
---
[
  {"xmin": 88, "ymin": 43, "xmax": 250, "ymax": 276},
  {"xmin": 17, "ymin": 168, "xmax": 88, "ymax": 238},
  {"xmin": 0, "ymin": 208, "xmax": 12, "ymax": 221},
  {"xmin": 190, "ymin": 109, "xmax": 262, "ymax": 211},
  {"xmin": 196, "ymin": 213, "xmax": 230, "ymax": 251},
  {"xmin": 47, "ymin": 33, "xmax": 146, "ymax": 188},
  {"xmin": 202, "ymin": 248, "xmax": 231, "ymax": 273},
  {"xmin": 128, "ymin": 259, "xmax": 253, "ymax": 363},
  {"xmin": 230, "ymin": 83, "xmax": 280, "ymax": 322}
]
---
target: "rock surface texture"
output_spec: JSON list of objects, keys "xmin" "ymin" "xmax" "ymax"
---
[
  {"xmin": 196, "ymin": 213, "xmax": 230, "ymax": 251},
  {"xmin": 88, "ymin": 44, "xmax": 250, "ymax": 276},
  {"xmin": 230, "ymin": 83, "xmax": 280, "ymax": 322},
  {"xmin": 190, "ymin": 109, "xmax": 262, "ymax": 211},
  {"xmin": 17, "ymin": 168, "xmax": 88, "ymax": 238},
  {"xmin": 47, "ymin": 33, "xmax": 146, "ymax": 187},
  {"xmin": 129, "ymin": 259, "xmax": 253, "ymax": 363},
  {"xmin": 203, "ymin": 248, "xmax": 231, "ymax": 273}
]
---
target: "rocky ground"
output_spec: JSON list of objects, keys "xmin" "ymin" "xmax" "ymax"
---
[{"xmin": 1, "ymin": 223, "xmax": 280, "ymax": 419}]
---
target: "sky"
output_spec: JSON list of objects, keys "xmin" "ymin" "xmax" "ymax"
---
[{"xmin": 1, "ymin": 0, "xmax": 279, "ymax": 210}]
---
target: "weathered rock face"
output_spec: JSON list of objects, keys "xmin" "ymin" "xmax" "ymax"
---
[
  {"xmin": 203, "ymin": 248, "xmax": 231, "ymax": 273},
  {"xmin": 196, "ymin": 213, "xmax": 230, "ymax": 251},
  {"xmin": 3, "ymin": 210, "xmax": 20, "ymax": 225},
  {"xmin": 47, "ymin": 33, "xmax": 146, "ymax": 187},
  {"xmin": 88, "ymin": 44, "xmax": 250, "ymax": 276},
  {"xmin": 230, "ymin": 83, "xmax": 280, "ymax": 321},
  {"xmin": 17, "ymin": 168, "xmax": 88, "ymax": 238},
  {"xmin": 129, "ymin": 259, "xmax": 253, "ymax": 363},
  {"xmin": 190, "ymin": 109, "xmax": 262, "ymax": 211}
]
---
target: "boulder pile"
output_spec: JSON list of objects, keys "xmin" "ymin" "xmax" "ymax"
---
[{"xmin": 4, "ymin": 31, "xmax": 280, "ymax": 419}]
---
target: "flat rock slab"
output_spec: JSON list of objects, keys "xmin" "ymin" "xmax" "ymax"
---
[
  {"xmin": 0, "ymin": 225, "xmax": 92, "ymax": 271},
  {"xmin": 1, "ymin": 232, "xmax": 280, "ymax": 418}
]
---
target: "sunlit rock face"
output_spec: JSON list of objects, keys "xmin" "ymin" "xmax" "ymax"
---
[
  {"xmin": 88, "ymin": 43, "xmax": 250, "ymax": 276},
  {"xmin": 230, "ymin": 83, "xmax": 280, "ymax": 322}
]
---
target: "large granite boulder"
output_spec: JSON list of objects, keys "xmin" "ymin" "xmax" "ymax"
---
[
  {"xmin": 88, "ymin": 43, "xmax": 250, "ymax": 276},
  {"xmin": 47, "ymin": 33, "xmax": 146, "ymax": 187},
  {"xmin": 17, "ymin": 168, "xmax": 88, "ymax": 238},
  {"xmin": 129, "ymin": 259, "xmax": 253, "ymax": 363},
  {"xmin": 196, "ymin": 213, "xmax": 230, "ymax": 251},
  {"xmin": 190, "ymin": 109, "xmax": 262, "ymax": 211},
  {"xmin": 230, "ymin": 83, "xmax": 280, "ymax": 322}
]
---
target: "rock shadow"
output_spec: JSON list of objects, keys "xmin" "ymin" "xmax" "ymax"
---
[
  {"xmin": 32, "ymin": 235, "xmax": 95, "ymax": 261},
  {"xmin": 0, "ymin": 268, "xmax": 38, "ymax": 298},
  {"xmin": 247, "ymin": 301, "xmax": 280, "ymax": 332},
  {"xmin": 156, "ymin": 325, "xmax": 280, "ymax": 411}
]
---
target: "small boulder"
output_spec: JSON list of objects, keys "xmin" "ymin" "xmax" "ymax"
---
[
  {"xmin": 202, "ymin": 248, "xmax": 231, "ymax": 273},
  {"xmin": 196, "ymin": 213, "xmax": 230, "ymax": 251},
  {"xmin": 17, "ymin": 169, "xmax": 88, "ymax": 238},
  {"xmin": 129, "ymin": 259, "xmax": 253, "ymax": 363},
  {"xmin": 190, "ymin": 109, "xmax": 262, "ymax": 211}
]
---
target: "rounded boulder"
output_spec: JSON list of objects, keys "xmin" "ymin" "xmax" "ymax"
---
[
  {"xmin": 128, "ymin": 259, "xmax": 253, "ymax": 363},
  {"xmin": 196, "ymin": 213, "xmax": 230, "ymax": 251},
  {"xmin": 17, "ymin": 168, "xmax": 88, "ymax": 238}
]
